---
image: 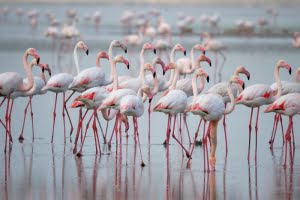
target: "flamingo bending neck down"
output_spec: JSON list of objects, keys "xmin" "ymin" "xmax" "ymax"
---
[
  {"xmin": 0, "ymin": 48, "xmax": 40, "ymax": 152},
  {"xmin": 235, "ymin": 59, "xmax": 292, "ymax": 162},
  {"xmin": 186, "ymin": 75, "xmax": 244, "ymax": 171}
]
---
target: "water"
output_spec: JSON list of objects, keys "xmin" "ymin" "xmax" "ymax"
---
[{"xmin": 0, "ymin": 3, "xmax": 300, "ymax": 200}]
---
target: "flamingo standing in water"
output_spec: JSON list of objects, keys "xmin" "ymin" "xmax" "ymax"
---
[
  {"xmin": 264, "ymin": 92, "xmax": 300, "ymax": 167},
  {"xmin": 200, "ymin": 32, "xmax": 226, "ymax": 83},
  {"xmin": 235, "ymin": 60, "xmax": 292, "ymax": 161},
  {"xmin": 268, "ymin": 67, "xmax": 300, "ymax": 148},
  {"xmin": 42, "ymin": 41, "xmax": 89, "ymax": 143},
  {"xmin": 71, "ymin": 55, "xmax": 130, "ymax": 154},
  {"xmin": 16, "ymin": 63, "xmax": 51, "ymax": 142},
  {"xmin": 0, "ymin": 48, "xmax": 40, "ymax": 152},
  {"xmin": 206, "ymin": 66, "xmax": 250, "ymax": 154},
  {"xmin": 186, "ymin": 75, "xmax": 244, "ymax": 171}
]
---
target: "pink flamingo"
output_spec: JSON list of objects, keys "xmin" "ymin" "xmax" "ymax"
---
[
  {"xmin": 17, "ymin": 63, "xmax": 51, "ymax": 142},
  {"xmin": 264, "ymin": 92, "xmax": 300, "ymax": 167},
  {"xmin": 0, "ymin": 48, "xmax": 40, "ymax": 152},
  {"xmin": 186, "ymin": 75, "xmax": 244, "ymax": 171},
  {"xmin": 206, "ymin": 66, "xmax": 250, "ymax": 154},
  {"xmin": 42, "ymin": 41, "xmax": 89, "ymax": 143},
  {"xmin": 268, "ymin": 67, "xmax": 300, "ymax": 148},
  {"xmin": 235, "ymin": 60, "xmax": 292, "ymax": 161},
  {"xmin": 153, "ymin": 62, "xmax": 190, "ymax": 157}
]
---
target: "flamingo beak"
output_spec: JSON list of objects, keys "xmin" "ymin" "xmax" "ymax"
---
[
  {"xmin": 153, "ymin": 72, "xmax": 156, "ymax": 78},
  {"xmin": 289, "ymin": 68, "xmax": 292, "ymax": 75},
  {"xmin": 206, "ymin": 75, "xmax": 209, "ymax": 83},
  {"xmin": 207, "ymin": 57, "xmax": 211, "ymax": 67},
  {"xmin": 183, "ymin": 50, "xmax": 186, "ymax": 56},
  {"xmin": 42, "ymin": 67, "xmax": 45, "ymax": 73},
  {"xmin": 247, "ymin": 74, "xmax": 250, "ymax": 80},
  {"xmin": 37, "ymin": 57, "xmax": 40, "ymax": 64},
  {"xmin": 86, "ymin": 49, "xmax": 89, "ymax": 55},
  {"xmin": 149, "ymin": 98, "xmax": 152, "ymax": 103},
  {"xmin": 242, "ymin": 82, "xmax": 245, "ymax": 90},
  {"xmin": 154, "ymin": 48, "xmax": 157, "ymax": 54}
]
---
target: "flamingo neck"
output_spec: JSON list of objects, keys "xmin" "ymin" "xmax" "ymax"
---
[
  {"xmin": 188, "ymin": 47, "xmax": 196, "ymax": 73},
  {"xmin": 192, "ymin": 73, "xmax": 198, "ymax": 101},
  {"xmin": 224, "ymin": 82, "xmax": 235, "ymax": 115},
  {"xmin": 151, "ymin": 76, "xmax": 159, "ymax": 96},
  {"xmin": 108, "ymin": 43, "xmax": 114, "ymax": 62},
  {"xmin": 101, "ymin": 109, "xmax": 118, "ymax": 121},
  {"xmin": 40, "ymin": 72, "xmax": 47, "ymax": 84},
  {"xmin": 139, "ymin": 48, "xmax": 146, "ymax": 78},
  {"xmin": 142, "ymin": 93, "xmax": 148, "ymax": 102},
  {"xmin": 274, "ymin": 65, "xmax": 282, "ymax": 99},
  {"xmin": 96, "ymin": 55, "xmax": 102, "ymax": 67},
  {"xmin": 111, "ymin": 61, "xmax": 118, "ymax": 91},
  {"xmin": 20, "ymin": 55, "xmax": 34, "ymax": 92},
  {"xmin": 166, "ymin": 48, "xmax": 177, "ymax": 88},
  {"xmin": 170, "ymin": 68, "xmax": 179, "ymax": 90},
  {"xmin": 295, "ymin": 68, "xmax": 300, "ymax": 83},
  {"xmin": 137, "ymin": 88, "xmax": 143, "ymax": 97},
  {"xmin": 73, "ymin": 45, "xmax": 80, "ymax": 74},
  {"xmin": 198, "ymin": 76, "xmax": 206, "ymax": 94}
]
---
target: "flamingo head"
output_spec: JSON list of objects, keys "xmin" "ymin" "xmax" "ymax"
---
[
  {"xmin": 26, "ymin": 48, "xmax": 40, "ymax": 64},
  {"xmin": 229, "ymin": 75, "xmax": 245, "ymax": 90},
  {"xmin": 76, "ymin": 41, "xmax": 89, "ymax": 55},
  {"xmin": 114, "ymin": 55, "xmax": 130, "ymax": 69},
  {"xmin": 163, "ymin": 62, "xmax": 176, "ymax": 75},
  {"xmin": 141, "ymin": 85, "xmax": 153, "ymax": 103},
  {"xmin": 173, "ymin": 44, "xmax": 186, "ymax": 56},
  {"xmin": 153, "ymin": 57, "xmax": 165, "ymax": 72},
  {"xmin": 143, "ymin": 43, "xmax": 156, "ymax": 54},
  {"xmin": 111, "ymin": 40, "xmax": 127, "ymax": 53},
  {"xmin": 195, "ymin": 68, "xmax": 209, "ymax": 83},
  {"xmin": 197, "ymin": 54, "xmax": 211, "ymax": 67},
  {"xmin": 277, "ymin": 60, "xmax": 292, "ymax": 75},
  {"xmin": 97, "ymin": 51, "xmax": 109, "ymax": 60},
  {"xmin": 39, "ymin": 63, "xmax": 52, "ymax": 76},
  {"xmin": 193, "ymin": 44, "xmax": 206, "ymax": 55},
  {"xmin": 144, "ymin": 63, "xmax": 156, "ymax": 78},
  {"xmin": 235, "ymin": 65, "xmax": 250, "ymax": 80}
]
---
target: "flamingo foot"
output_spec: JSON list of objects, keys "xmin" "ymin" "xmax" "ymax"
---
[
  {"xmin": 73, "ymin": 147, "xmax": 77, "ymax": 154},
  {"xmin": 195, "ymin": 140, "xmax": 202, "ymax": 146},
  {"xmin": 186, "ymin": 152, "xmax": 191, "ymax": 159},
  {"xmin": 163, "ymin": 139, "xmax": 167, "ymax": 146},
  {"xmin": 76, "ymin": 152, "xmax": 83, "ymax": 157},
  {"xmin": 141, "ymin": 162, "xmax": 146, "ymax": 167},
  {"xmin": 18, "ymin": 136, "xmax": 24, "ymax": 143}
]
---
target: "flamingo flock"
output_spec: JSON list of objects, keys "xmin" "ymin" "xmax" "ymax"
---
[{"xmin": 0, "ymin": 38, "xmax": 299, "ymax": 173}]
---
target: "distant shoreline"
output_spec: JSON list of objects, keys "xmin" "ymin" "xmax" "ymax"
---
[{"xmin": 1, "ymin": 0, "xmax": 300, "ymax": 6}]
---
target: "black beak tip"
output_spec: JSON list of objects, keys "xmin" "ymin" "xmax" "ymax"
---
[
  {"xmin": 206, "ymin": 76, "xmax": 209, "ymax": 83},
  {"xmin": 42, "ymin": 68, "xmax": 44, "ymax": 73},
  {"xmin": 154, "ymin": 49, "xmax": 156, "ymax": 54},
  {"xmin": 86, "ymin": 49, "xmax": 89, "ymax": 55},
  {"xmin": 49, "ymin": 72, "xmax": 52, "ymax": 76},
  {"xmin": 37, "ymin": 57, "xmax": 40, "ymax": 64},
  {"xmin": 289, "ymin": 69, "xmax": 292, "ymax": 75},
  {"xmin": 149, "ymin": 98, "xmax": 152, "ymax": 103},
  {"xmin": 125, "ymin": 48, "xmax": 128, "ymax": 54},
  {"xmin": 163, "ymin": 71, "xmax": 166, "ymax": 76},
  {"xmin": 184, "ymin": 50, "xmax": 186, "ymax": 56},
  {"xmin": 247, "ymin": 75, "xmax": 250, "ymax": 80},
  {"xmin": 203, "ymin": 50, "xmax": 206, "ymax": 55},
  {"xmin": 242, "ymin": 83, "xmax": 245, "ymax": 90},
  {"xmin": 127, "ymin": 64, "xmax": 130, "ymax": 69},
  {"xmin": 209, "ymin": 62, "xmax": 211, "ymax": 67},
  {"xmin": 153, "ymin": 72, "xmax": 156, "ymax": 78}
]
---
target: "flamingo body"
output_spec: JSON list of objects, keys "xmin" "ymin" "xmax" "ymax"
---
[{"xmin": 42, "ymin": 73, "xmax": 73, "ymax": 93}]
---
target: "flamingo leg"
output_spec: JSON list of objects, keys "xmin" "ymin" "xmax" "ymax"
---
[
  {"xmin": 248, "ymin": 108, "xmax": 254, "ymax": 161},
  {"xmin": 269, "ymin": 113, "xmax": 279, "ymax": 148},
  {"xmin": 134, "ymin": 117, "xmax": 145, "ymax": 167},
  {"xmin": 202, "ymin": 121, "xmax": 207, "ymax": 171},
  {"xmin": 4, "ymin": 97, "xmax": 10, "ymax": 152},
  {"xmin": 8, "ymin": 99, "xmax": 14, "ymax": 141},
  {"xmin": 18, "ymin": 98, "xmax": 31, "ymax": 142},
  {"xmin": 0, "ymin": 97, "xmax": 6, "ymax": 108},
  {"xmin": 183, "ymin": 114, "xmax": 191, "ymax": 144},
  {"xmin": 29, "ymin": 96, "xmax": 35, "ymax": 141},
  {"xmin": 283, "ymin": 117, "xmax": 293, "ymax": 168},
  {"xmin": 95, "ymin": 113, "xmax": 106, "ymax": 144},
  {"xmin": 291, "ymin": 119, "xmax": 295, "ymax": 147},
  {"xmin": 223, "ymin": 103, "xmax": 228, "ymax": 156},
  {"xmin": 65, "ymin": 91, "xmax": 75, "ymax": 104},
  {"xmin": 64, "ymin": 102, "xmax": 74, "ymax": 137},
  {"xmin": 62, "ymin": 93, "xmax": 66, "ymax": 144},
  {"xmin": 76, "ymin": 112, "xmax": 94, "ymax": 157},
  {"xmin": 108, "ymin": 114, "xmax": 119, "ymax": 148},
  {"xmin": 92, "ymin": 110, "xmax": 100, "ymax": 155},
  {"xmin": 104, "ymin": 109, "xmax": 111, "ymax": 143},
  {"xmin": 148, "ymin": 102, "xmax": 151, "ymax": 144},
  {"xmin": 73, "ymin": 109, "xmax": 88, "ymax": 154},
  {"xmin": 163, "ymin": 115, "xmax": 171, "ymax": 145},
  {"xmin": 254, "ymin": 107, "xmax": 260, "ymax": 162},
  {"xmin": 51, "ymin": 93, "xmax": 58, "ymax": 143},
  {"xmin": 94, "ymin": 111, "xmax": 101, "ymax": 154},
  {"xmin": 279, "ymin": 114, "xmax": 284, "ymax": 145},
  {"xmin": 187, "ymin": 118, "xmax": 202, "ymax": 167},
  {"xmin": 171, "ymin": 115, "xmax": 191, "ymax": 158}
]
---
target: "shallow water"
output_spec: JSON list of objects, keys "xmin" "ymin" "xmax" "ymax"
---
[{"xmin": 1, "ymin": 3, "xmax": 300, "ymax": 200}]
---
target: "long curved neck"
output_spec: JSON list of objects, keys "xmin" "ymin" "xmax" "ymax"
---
[
  {"xmin": 40, "ymin": 72, "xmax": 47, "ymax": 84},
  {"xmin": 139, "ymin": 48, "xmax": 145, "ymax": 79},
  {"xmin": 166, "ymin": 48, "xmax": 177, "ymax": 88},
  {"xmin": 151, "ymin": 77, "xmax": 159, "ymax": 96},
  {"xmin": 96, "ymin": 55, "xmax": 102, "ymax": 67},
  {"xmin": 198, "ymin": 76, "xmax": 206, "ymax": 94},
  {"xmin": 192, "ymin": 73, "xmax": 198, "ymax": 101},
  {"xmin": 73, "ymin": 45, "xmax": 80, "ymax": 74},
  {"xmin": 101, "ymin": 108, "xmax": 118, "ymax": 121},
  {"xmin": 20, "ymin": 55, "xmax": 34, "ymax": 92},
  {"xmin": 188, "ymin": 47, "xmax": 196, "ymax": 73},
  {"xmin": 137, "ymin": 88, "xmax": 143, "ymax": 97},
  {"xmin": 170, "ymin": 68, "xmax": 179, "ymax": 90},
  {"xmin": 224, "ymin": 82, "xmax": 235, "ymax": 115},
  {"xmin": 108, "ymin": 43, "xmax": 114, "ymax": 62},
  {"xmin": 111, "ymin": 61, "xmax": 118, "ymax": 91},
  {"xmin": 274, "ymin": 65, "xmax": 282, "ymax": 99},
  {"xmin": 295, "ymin": 69, "xmax": 300, "ymax": 83}
]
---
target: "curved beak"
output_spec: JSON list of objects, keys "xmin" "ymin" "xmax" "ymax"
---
[
  {"xmin": 121, "ymin": 44, "xmax": 127, "ymax": 53},
  {"xmin": 86, "ymin": 49, "xmax": 89, "ymax": 55},
  {"xmin": 206, "ymin": 75, "xmax": 209, "ymax": 83},
  {"xmin": 42, "ymin": 67, "xmax": 45, "ymax": 73},
  {"xmin": 154, "ymin": 48, "xmax": 157, "ymax": 54},
  {"xmin": 149, "ymin": 98, "xmax": 152, "ymax": 103},
  {"xmin": 242, "ymin": 83, "xmax": 245, "ymax": 90},
  {"xmin": 183, "ymin": 50, "xmax": 186, "ymax": 56},
  {"xmin": 247, "ymin": 74, "xmax": 250, "ymax": 80},
  {"xmin": 36, "ymin": 57, "xmax": 40, "ymax": 64},
  {"xmin": 289, "ymin": 68, "xmax": 292, "ymax": 75},
  {"xmin": 153, "ymin": 72, "xmax": 156, "ymax": 78}
]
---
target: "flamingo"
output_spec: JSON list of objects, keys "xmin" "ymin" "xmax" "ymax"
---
[
  {"xmin": 186, "ymin": 75, "xmax": 245, "ymax": 171},
  {"xmin": 0, "ymin": 48, "xmax": 40, "ymax": 152},
  {"xmin": 118, "ymin": 85, "xmax": 154, "ymax": 167},
  {"xmin": 153, "ymin": 62, "xmax": 190, "ymax": 157},
  {"xmin": 71, "ymin": 55, "xmax": 130, "ymax": 154},
  {"xmin": 269, "ymin": 67, "xmax": 300, "ymax": 148},
  {"xmin": 200, "ymin": 32, "xmax": 226, "ymax": 83},
  {"xmin": 292, "ymin": 32, "xmax": 300, "ymax": 48},
  {"xmin": 16, "ymin": 63, "xmax": 51, "ymax": 142},
  {"xmin": 264, "ymin": 93, "xmax": 300, "ymax": 167},
  {"xmin": 235, "ymin": 59, "xmax": 292, "ymax": 161},
  {"xmin": 42, "ymin": 41, "xmax": 89, "ymax": 143},
  {"xmin": 206, "ymin": 65, "xmax": 250, "ymax": 154}
]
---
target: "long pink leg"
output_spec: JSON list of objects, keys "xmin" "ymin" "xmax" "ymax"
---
[
  {"xmin": 29, "ymin": 96, "xmax": 35, "ymax": 140},
  {"xmin": 0, "ymin": 97, "xmax": 6, "ymax": 108},
  {"xmin": 76, "ymin": 112, "xmax": 94, "ymax": 157},
  {"xmin": 187, "ymin": 118, "xmax": 202, "ymax": 167},
  {"xmin": 148, "ymin": 102, "xmax": 151, "ymax": 144},
  {"xmin": 4, "ymin": 97, "xmax": 10, "ymax": 152},
  {"xmin": 254, "ymin": 107, "xmax": 260, "ymax": 162},
  {"xmin": 104, "ymin": 109, "xmax": 111, "ymax": 142},
  {"xmin": 163, "ymin": 115, "xmax": 171, "ymax": 145},
  {"xmin": 183, "ymin": 114, "xmax": 191, "ymax": 144},
  {"xmin": 203, "ymin": 121, "xmax": 207, "ymax": 171},
  {"xmin": 18, "ymin": 98, "xmax": 31, "ymax": 142},
  {"xmin": 269, "ymin": 114, "xmax": 279, "ymax": 147},
  {"xmin": 64, "ymin": 102, "xmax": 74, "ymax": 137},
  {"xmin": 179, "ymin": 113, "xmax": 182, "ymax": 135},
  {"xmin": 283, "ymin": 117, "xmax": 293, "ymax": 168},
  {"xmin": 223, "ymin": 103, "xmax": 228, "ymax": 156},
  {"xmin": 94, "ymin": 111, "xmax": 101, "ymax": 154},
  {"xmin": 51, "ymin": 93, "xmax": 58, "ymax": 143},
  {"xmin": 95, "ymin": 113, "xmax": 106, "ymax": 143},
  {"xmin": 171, "ymin": 115, "xmax": 191, "ymax": 158},
  {"xmin": 134, "ymin": 117, "xmax": 145, "ymax": 167},
  {"xmin": 108, "ymin": 114, "xmax": 119, "ymax": 147},
  {"xmin": 92, "ymin": 111, "xmax": 99, "ymax": 154},
  {"xmin": 204, "ymin": 122, "xmax": 211, "ymax": 172},
  {"xmin": 62, "ymin": 93, "xmax": 66, "ymax": 143},
  {"xmin": 8, "ymin": 99, "xmax": 14, "ymax": 141},
  {"xmin": 279, "ymin": 114, "xmax": 284, "ymax": 145},
  {"xmin": 73, "ymin": 109, "xmax": 88, "ymax": 154},
  {"xmin": 248, "ymin": 108, "xmax": 254, "ymax": 161}
]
